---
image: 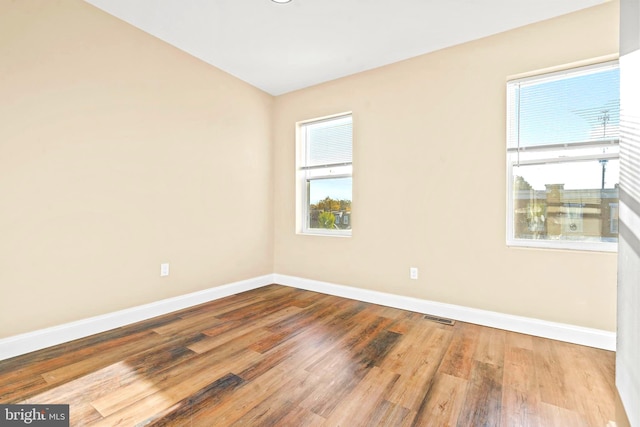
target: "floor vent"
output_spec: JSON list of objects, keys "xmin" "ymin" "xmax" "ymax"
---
[{"xmin": 423, "ymin": 314, "xmax": 455, "ymax": 326}]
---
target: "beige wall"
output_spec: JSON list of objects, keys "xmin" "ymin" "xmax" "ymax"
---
[
  {"xmin": 273, "ymin": 2, "xmax": 620, "ymax": 331},
  {"xmin": 0, "ymin": 0, "xmax": 274, "ymax": 337}
]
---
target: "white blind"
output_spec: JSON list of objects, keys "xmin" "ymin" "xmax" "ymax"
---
[
  {"xmin": 508, "ymin": 63, "xmax": 620, "ymax": 149},
  {"xmin": 304, "ymin": 115, "xmax": 352, "ymax": 167}
]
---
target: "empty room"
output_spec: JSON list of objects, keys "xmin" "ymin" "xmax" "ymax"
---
[{"xmin": 1, "ymin": 0, "xmax": 638, "ymax": 426}]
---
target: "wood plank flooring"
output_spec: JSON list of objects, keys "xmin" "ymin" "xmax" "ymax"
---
[{"xmin": 0, "ymin": 284, "xmax": 616, "ymax": 426}]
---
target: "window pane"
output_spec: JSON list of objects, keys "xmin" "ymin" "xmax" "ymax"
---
[
  {"xmin": 508, "ymin": 64, "xmax": 620, "ymax": 148},
  {"xmin": 307, "ymin": 178, "xmax": 351, "ymax": 230},
  {"xmin": 513, "ymin": 159, "xmax": 619, "ymax": 243},
  {"xmin": 305, "ymin": 116, "xmax": 352, "ymax": 167}
]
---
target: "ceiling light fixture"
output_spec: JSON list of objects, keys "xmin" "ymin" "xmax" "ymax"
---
[{"xmin": 271, "ymin": 0, "xmax": 292, "ymax": 3}]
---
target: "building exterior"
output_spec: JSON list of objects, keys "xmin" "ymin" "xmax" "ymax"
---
[
  {"xmin": 309, "ymin": 210, "xmax": 352, "ymax": 230},
  {"xmin": 514, "ymin": 184, "xmax": 619, "ymax": 242}
]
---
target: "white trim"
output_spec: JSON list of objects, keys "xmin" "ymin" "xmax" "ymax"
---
[
  {"xmin": 505, "ymin": 61, "xmax": 621, "ymax": 255},
  {"xmin": 508, "ymin": 59, "xmax": 619, "ymax": 86},
  {"xmin": 620, "ymin": 200, "xmax": 640, "ymax": 240},
  {"xmin": 0, "ymin": 275, "xmax": 273, "ymax": 361},
  {"xmin": 506, "ymin": 54, "xmax": 619, "ymax": 82},
  {"xmin": 507, "ymin": 238, "xmax": 618, "ymax": 253},
  {"xmin": 0, "ymin": 273, "xmax": 615, "ymax": 361},
  {"xmin": 296, "ymin": 113, "xmax": 353, "ymax": 237},
  {"xmin": 616, "ymin": 361, "xmax": 639, "ymax": 427},
  {"xmin": 274, "ymin": 274, "xmax": 616, "ymax": 351}
]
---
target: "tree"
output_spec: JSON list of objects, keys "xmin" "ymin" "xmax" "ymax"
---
[
  {"xmin": 318, "ymin": 211, "xmax": 336, "ymax": 229},
  {"xmin": 514, "ymin": 175, "xmax": 533, "ymax": 191},
  {"xmin": 311, "ymin": 196, "xmax": 351, "ymax": 213},
  {"xmin": 340, "ymin": 199, "xmax": 351, "ymax": 212}
]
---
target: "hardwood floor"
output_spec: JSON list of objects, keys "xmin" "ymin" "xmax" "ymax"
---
[{"xmin": 0, "ymin": 285, "xmax": 616, "ymax": 426}]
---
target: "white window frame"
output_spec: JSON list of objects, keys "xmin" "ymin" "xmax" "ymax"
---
[
  {"xmin": 506, "ymin": 61, "xmax": 619, "ymax": 252},
  {"xmin": 609, "ymin": 202, "xmax": 619, "ymax": 234},
  {"xmin": 296, "ymin": 113, "xmax": 352, "ymax": 237}
]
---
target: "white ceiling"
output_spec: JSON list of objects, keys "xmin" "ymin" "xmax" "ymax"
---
[{"xmin": 83, "ymin": 0, "xmax": 606, "ymax": 95}]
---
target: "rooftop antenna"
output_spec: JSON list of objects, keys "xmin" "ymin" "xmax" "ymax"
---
[{"xmin": 598, "ymin": 110, "xmax": 610, "ymax": 189}]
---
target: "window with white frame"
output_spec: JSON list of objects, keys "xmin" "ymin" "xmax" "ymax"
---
[
  {"xmin": 609, "ymin": 203, "xmax": 619, "ymax": 234},
  {"xmin": 507, "ymin": 61, "xmax": 620, "ymax": 251},
  {"xmin": 297, "ymin": 114, "xmax": 352, "ymax": 236}
]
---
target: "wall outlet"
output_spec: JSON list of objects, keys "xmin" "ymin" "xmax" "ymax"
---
[
  {"xmin": 160, "ymin": 263, "xmax": 170, "ymax": 277},
  {"xmin": 410, "ymin": 267, "xmax": 418, "ymax": 280}
]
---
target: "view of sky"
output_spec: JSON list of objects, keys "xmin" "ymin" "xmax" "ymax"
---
[
  {"xmin": 516, "ymin": 66, "xmax": 620, "ymax": 147},
  {"xmin": 512, "ymin": 65, "xmax": 620, "ymax": 190},
  {"xmin": 516, "ymin": 159, "xmax": 619, "ymax": 190},
  {"xmin": 309, "ymin": 177, "xmax": 352, "ymax": 204}
]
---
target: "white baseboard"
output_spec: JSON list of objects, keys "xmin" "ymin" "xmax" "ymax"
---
[
  {"xmin": 274, "ymin": 274, "xmax": 616, "ymax": 351},
  {"xmin": 0, "ymin": 273, "xmax": 615, "ymax": 361},
  {"xmin": 0, "ymin": 275, "xmax": 273, "ymax": 361}
]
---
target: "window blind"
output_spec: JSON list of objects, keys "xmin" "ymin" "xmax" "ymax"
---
[
  {"xmin": 508, "ymin": 62, "xmax": 620, "ymax": 150},
  {"xmin": 305, "ymin": 115, "xmax": 352, "ymax": 167}
]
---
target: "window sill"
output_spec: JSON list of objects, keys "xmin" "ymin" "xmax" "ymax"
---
[
  {"xmin": 298, "ymin": 229, "xmax": 352, "ymax": 238},
  {"xmin": 507, "ymin": 238, "xmax": 617, "ymax": 253}
]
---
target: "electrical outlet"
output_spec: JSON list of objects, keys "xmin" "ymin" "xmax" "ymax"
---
[
  {"xmin": 160, "ymin": 263, "xmax": 170, "ymax": 277},
  {"xmin": 410, "ymin": 267, "xmax": 418, "ymax": 280}
]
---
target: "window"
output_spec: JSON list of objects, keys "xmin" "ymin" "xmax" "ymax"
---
[
  {"xmin": 609, "ymin": 203, "xmax": 619, "ymax": 234},
  {"xmin": 507, "ymin": 62, "xmax": 620, "ymax": 251},
  {"xmin": 297, "ymin": 113, "xmax": 352, "ymax": 235}
]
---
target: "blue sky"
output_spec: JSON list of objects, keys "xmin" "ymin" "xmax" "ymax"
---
[
  {"xmin": 309, "ymin": 178, "xmax": 352, "ymax": 204},
  {"xmin": 514, "ymin": 66, "xmax": 620, "ymax": 190},
  {"xmin": 517, "ymin": 66, "xmax": 620, "ymax": 146}
]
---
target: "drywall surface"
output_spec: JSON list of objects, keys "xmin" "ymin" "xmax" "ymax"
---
[
  {"xmin": 273, "ymin": 2, "xmax": 619, "ymax": 331},
  {"xmin": 0, "ymin": 0, "xmax": 274, "ymax": 337}
]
